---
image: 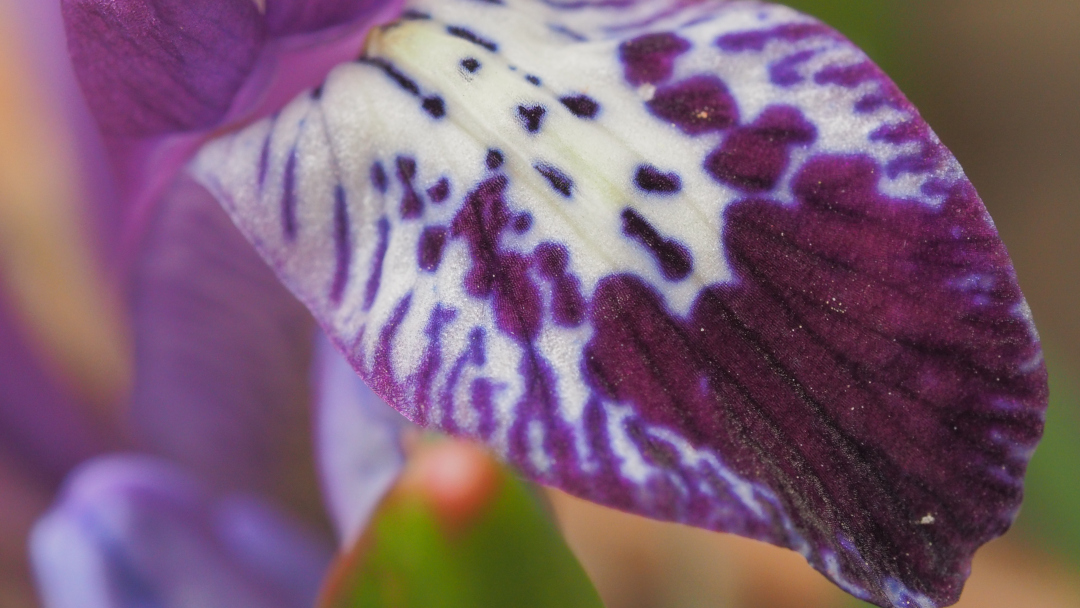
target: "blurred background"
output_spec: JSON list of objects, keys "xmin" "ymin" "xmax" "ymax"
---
[{"xmin": 1, "ymin": 1, "xmax": 1077, "ymax": 607}]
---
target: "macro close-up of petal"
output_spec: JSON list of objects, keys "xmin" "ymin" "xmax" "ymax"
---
[{"xmin": 192, "ymin": 1, "xmax": 1049, "ymax": 606}]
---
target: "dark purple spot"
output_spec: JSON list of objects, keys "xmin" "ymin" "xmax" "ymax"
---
[
  {"xmin": 361, "ymin": 57, "xmax": 420, "ymax": 96},
  {"xmin": 396, "ymin": 156, "xmax": 423, "ymax": 219},
  {"xmin": 581, "ymin": 153, "xmax": 1044, "ymax": 607},
  {"xmin": 446, "ymin": 25, "xmax": 498, "ymax": 52},
  {"xmin": 486, "ymin": 148, "xmax": 504, "ymax": 170},
  {"xmin": 257, "ymin": 135, "xmax": 271, "ymax": 189},
  {"xmin": 534, "ymin": 242, "xmax": 585, "ymax": 326},
  {"xmin": 461, "ymin": 57, "xmax": 481, "ymax": 72},
  {"xmin": 534, "ymin": 163, "xmax": 573, "ymax": 198},
  {"xmin": 870, "ymin": 120, "xmax": 924, "ymax": 144},
  {"xmin": 401, "ymin": 9, "xmax": 431, "ymax": 19},
  {"xmin": 427, "ymin": 177, "xmax": 450, "ymax": 203},
  {"xmin": 635, "ymin": 164, "xmax": 682, "ymax": 194},
  {"xmin": 704, "ymin": 105, "xmax": 817, "ymax": 192},
  {"xmin": 618, "ymin": 32, "xmax": 691, "ymax": 86},
  {"xmin": 330, "ymin": 186, "xmax": 351, "ymax": 304},
  {"xmin": 518, "ymin": 104, "xmax": 546, "ymax": 133},
  {"xmin": 620, "ymin": 208, "xmax": 693, "ymax": 281},
  {"xmin": 815, "ymin": 61, "xmax": 878, "ymax": 87},
  {"xmin": 526, "ymin": 74, "xmax": 541, "ymax": 86},
  {"xmin": 362, "ymin": 218, "xmax": 390, "ymax": 311},
  {"xmin": 311, "ymin": 83, "xmax": 324, "ymax": 99},
  {"xmin": 282, "ymin": 150, "xmax": 298, "ymax": 240},
  {"xmin": 371, "ymin": 161, "xmax": 388, "ymax": 193},
  {"xmin": 716, "ymin": 23, "xmax": 834, "ymax": 52},
  {"xmin": 513, "ymin": 213, "xmax": 533, "ymax": 233},
  {"xmin": 422, "ymin": 96, "xmax": 446, "ymax": 118},
  {"xmin": 549, "ymin": 23, "xmax": 587, "ymax": 42},
  {"xmin": 418, "ymin": 226, "xmax": 448, "ymax": 272},
  {"xmin": 769, "ymin": 49, "xmax": 816, "ymax": 87},
  {"xmin": 559, "ymin": 94, "xmax": 600, "ymax": 119},
  {"xmin": 450, "ymin": 176, "xmax": 542, "ymax": 342},
  {"xmin": 647, "ymin": 75, "xmax": 739, "ymax": 136}
]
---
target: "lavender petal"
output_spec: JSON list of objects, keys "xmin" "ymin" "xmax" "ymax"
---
[
  {"xmin": 30, "ymin": 455, "xmax": 331, "ymax": 608},
  {"xmin": 192, "ymin": 1, "xmax": 1048, "ymax": 606},
  {"xmin": 265, "ymin": 0, "xmax": 405, "ymax": 38}
]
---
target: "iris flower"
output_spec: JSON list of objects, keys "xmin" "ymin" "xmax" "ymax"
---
[{"xmin": 3, "ymin": 0, "xmax": 1048, "ymax": 607}]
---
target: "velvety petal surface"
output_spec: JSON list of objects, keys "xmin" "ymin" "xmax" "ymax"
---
[
  {"xmin": 127, "ymin": 174, "xmax": 321, "ymax": 516},
  {"xmin": 192, "ymin": 1, "xmax": 1048, "ymax": 606},
  {"xmin": 314, "ymin": 333, "xmax": 409, "ymax": 548},
  {"xmin": 266, "ymin": 0, "xmax": 405, "ymax": 38},
  {"xmin": 30, "ymin": 455, "xmax": 331, "ymax": 608},
  {"xmin": 61, "ymin": 0, "xmax": 266, "ymax": 137}
]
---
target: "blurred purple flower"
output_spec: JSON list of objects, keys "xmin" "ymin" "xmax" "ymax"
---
[{"xmin": 2, "ymin": 0, "xmax": 1050, "ymax": 607}]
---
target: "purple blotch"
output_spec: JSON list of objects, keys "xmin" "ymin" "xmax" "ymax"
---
[
  {"xmin": 581, "ymin": 154, "xmax": 1045, "ymax": 607},
  {"xmin": 635, "ymin": 164, "xmax": 682, "ymax": 194},
  {"xmin": 513, "ymin": 213, "xmax": 533, "ymax": 233},
  {"xmin": 362, "ymin": 218, "xmax": 390, "ymax": 311},
  {"xmin": 815, "ymin": 61, "xmax": 878, "ymax": 87},
  {"xmin": 371, "ymin": 161, "xmax": 388, "ymax": 193},
  {"xmin": 534, "ymin": 163, "xmax": 573, "ymax": 198},
  {"xmin": 486, "ymin": 148, "xmax": 504, "ymax": 170},
  {"xmin": 461, "ymin": 57, "xmax": 481, "ymax": 72},
  {"xmin": 450, "ymin": 176, "xmax": 542, "ymax": 342},
  {"xmin": 418, "ymin": 226, "xmax": 448, "ymax": 272},
  {"xmin": 526, "ymin": 74, "xmax": 541, "ymax": 86},
  {"xmin": 769, "ymin": 49, "xmax": 816, "ymax": 87},
  {"xmin": 330, "ymin": 186, "xmax": 351, "ymax": 304},
  {"xmin": 560, "ymin": 94, "xmax": 600, "ymax": 119},
  {"xmin": 620, "ymin": 208, "xmax": 693, "ymax": 281},
  {"xmin": 704, "ymin": 105, "xmax": 816, "ymax": 193},
  {"xmin": 446, "ymin": 25, "xmax": 498, "ymax": 52},
  {"xmin": 427, "ymin": 177, "xmax": 451, "ymax": 203},
  {"xmin": 257, "ymin": 135, "xmax": 271, "ymax": 189},
  {"xmin": 282, "ymin": 150, "xmax": 298, "ymax": 240},
  {"xmin": 396, "ymin": 156, "xmax": 423, "ymax": 219},
  {"xmin": 518, "ymin": 104, "xmax": 546, "ymax": 133},
  {"xmin": 422, "ymin": 96, "xmax": 446, "ymax": 118},
  {"xmin": 618, "ymin": 32, "xmax": 691, "ymax": 86},
  {"xmin": 534, "ymin": 242, "xmax": 586, "ymax": 327},
  {"xmin": 311, "ymin": 83, "xmax": 324, "ymax": 99},
  {"xmin": 647, "ymin": 75, "xmax": 739, "ymax": 136},
  {"xmin": 716, "ymin": 23, "xmax": 834, "ymax": 52}
]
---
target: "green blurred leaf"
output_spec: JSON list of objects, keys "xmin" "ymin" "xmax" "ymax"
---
[
  {"xmin": 1014, "ymin": 353, "xmax": 1080, "ymax": 567},
  {"xmin": 323, "ymin": 466, "xmax": 604, "ymax": 608}
]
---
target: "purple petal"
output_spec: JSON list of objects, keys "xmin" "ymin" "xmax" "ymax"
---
[
  {"xmin": 192, "ymin": 1, "xmax": 1047, "ymax": 606},
  {"xmin": 266, "ymin": 0, "xmax": 406, "ymax": 38},
  {"xmin": 61, "ymin": 0, "xmax": 266, "ymax": 137},
  {"xmin": 314, "ymin": 334, "xmax": 408, "ymax": 548},
  {"xmin": 30, "ymin": 455, "xmax": 331, "ymax": 608},
  {"xmin": 127, "ymin": 175, "xmax": 320, "ymax": 510}
]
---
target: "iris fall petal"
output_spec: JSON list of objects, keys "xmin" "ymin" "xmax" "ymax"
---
[
  {"xmin": 29, "ymin": 455, "xmax": 331, "ymax": 608},
  {"xmin": 192, "ymin": 1, "xmax": 1048, "ymax": 606}
]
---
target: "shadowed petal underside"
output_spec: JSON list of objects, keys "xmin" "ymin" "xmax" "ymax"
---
[{"xmin": 192, "ymin": 1, "xmax": 1048, "ymax": 606}]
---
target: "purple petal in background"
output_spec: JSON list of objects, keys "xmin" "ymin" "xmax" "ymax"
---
[
  {"xmin": 314, "ymin": 334, "xmax": 408, "ymax": 548},
  {"xmin": 127, "ymin": 175, "xmax": 319, "ymax": 513},
  {"xmin": 61, "ymin": 0, "xmax": 266, "ymax": 137},
  {"xmin": 30, "ymin": 455, "xmax": 331, "ymax": 608},
  {"xmin": 192, "ymin": 0, "xmax": 1048, "ymax": 606}
]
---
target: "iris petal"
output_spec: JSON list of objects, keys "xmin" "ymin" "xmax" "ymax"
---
[
  {"xmin": 314, "ymin": 333, "xmax": 409, "ymax": 549},
  {"xmin": 266, "ymin": 0, "xmax": 407, "ymax": 38},
  {"xmin": 30, "ymin": 455, "xmax": 331, "ymax": 608},
  {"xmin": 61, "ymin": 0, "xmax": 266, "ymax": 136},
  {"xmin": 192, "ymin": 1, "xmax": 1048, "ymax": 606},
  {"xmin": 128, "ymin": 175, "xmax": 320, "ymax": 512}
]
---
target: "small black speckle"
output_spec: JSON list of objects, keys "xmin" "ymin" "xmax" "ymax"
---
[
  {"xmin": 422, "ymin": 96, "xmax": 446, "ymax": 118},
  {"xmin": 486, "ymin": 149, "xmax": 504, "ymax": 169},
  {"xmin": 534, "ymin": 162, "xmax": 573, "ymax": 198},
  {"xmin": 518, "ymin": 105, "xmax": 546, "ymax": 133},
  {"xmin": 559, "ymin": 94, "xmax": 600, "ymax": 119},
  {"xmin": 461, "ymin": 57, "xmax": 481, "ymax": 72},
  {"xmin": 526, "ymin": 74, "xmax": 541, "ymax": 86}
]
